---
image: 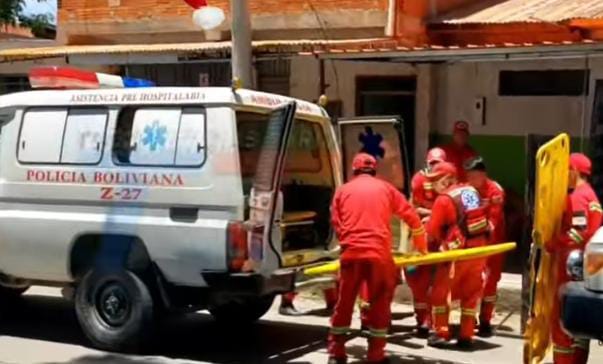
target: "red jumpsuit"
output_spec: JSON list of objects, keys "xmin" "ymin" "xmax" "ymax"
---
[
  {"xmin": 329, "ymin": 174, "xmax": 426, "ymax": 362},
  {"xmin": 428, "ymin": 184, "xmax": 489, "ymax": 341},
  {"xmin": 550, "ymin": 183, "xmax": 602, "ymax": 364},
  {"xmin": 478, "ymin": 179, "xmax": 506, "ymax": 326},
  {"xmin": 405, "ymin": 169, "xmax": 438, "ymax": 328},
  {"xmin": 442, "ymin": 144, "xmax": 477, "ymax": 182}
]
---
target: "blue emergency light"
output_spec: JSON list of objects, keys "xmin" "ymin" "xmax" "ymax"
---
[{"xmin": 29, "ymin": 66, "xmax": 155, "ymax": 89}]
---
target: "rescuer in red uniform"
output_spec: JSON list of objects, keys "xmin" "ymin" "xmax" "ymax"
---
[
  {"xmin": 426, "ymin": 162, "xmax": 490, "ymax": 349},
  {"xmin": 404, "ymin": 147, "xmax": 447, "ymax": 337},
  {"xmin": 328, "ymin": 153, "xmax": 427, "ymax": 364},
  {"xmin": 442, "ymin": 121, "xmax": 478, "ymax": 182},
  {"xmin": 464, "ymin": 156, "xmax": 506, "ymax": 337},
  {"xmin": 548, "ymin": 153, "xmax": 602, "ymax": 364}
]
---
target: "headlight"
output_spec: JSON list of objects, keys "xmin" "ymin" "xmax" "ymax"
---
[{"xmin": 566, "ymin": 250, "xmax": 584, "ymax": 281}]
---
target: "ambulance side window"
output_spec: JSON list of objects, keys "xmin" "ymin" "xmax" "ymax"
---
[
  {"xmin": 61, "ymin": 108, "xmax": 107, "ymax": 164},
  {"xmin": 113, "ymin": 106, "xmax": 207, "ymax": 167},
  {"xmin": 19, "ymin": 108, "xmax": 67, "ymax": 163},
  {"xmin": 19, "ymin": 107, "xmax": 109, "ymax": 165}
]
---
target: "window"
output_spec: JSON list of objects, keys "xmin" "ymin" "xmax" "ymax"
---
[
  {"xmin": 62, "ymin": 109, "xmax": 107, "ymax": 164},
  {"xmin": 285, "ymin": 121, "xmax": 323, "ymax": 173},
  {"xmin": 499, "ymin": 70, "xmax": 589, "ymax": 96},
  {"xmin": 19, "ymin": 108, "xmax": 108, "ymax": 164},
  {"xmin": 113, "ymin": 107, "xmax": 206, "ymax": 167},
  {"xmin": 19, "ymin": 108, "xmax": 67, "ymax": 163},
  {"xmin": 0, "ymin": 76, "xmax": 30, "ymax": 95}
]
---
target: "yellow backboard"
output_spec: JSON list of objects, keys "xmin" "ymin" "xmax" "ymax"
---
[{"xmin": 524, "ymin": 133, "xmax": 570, "ymax": 364}]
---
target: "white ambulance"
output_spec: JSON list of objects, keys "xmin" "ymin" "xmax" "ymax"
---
[{"xmin": 0, "ymin": 67, "xmax": 411, "ymax": 351}]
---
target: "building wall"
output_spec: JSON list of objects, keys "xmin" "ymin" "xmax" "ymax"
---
[
  {"xmin": 431, "ymin": 57, "xmax": 603, "ymax": 197},
  {"xmin": 289, "ymin": 57, "xmax": 431, "ymax": 168},
  {"xmin": 58, "ymin": 0, "xmax": 388, "ymax": 44}
]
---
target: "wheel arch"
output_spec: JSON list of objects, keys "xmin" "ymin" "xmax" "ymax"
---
[{"xmin": 69, "ymin": 233, "xmax": 153, "ymax": 281}]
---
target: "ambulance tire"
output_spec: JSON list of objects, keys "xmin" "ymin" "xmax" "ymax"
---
[
  {"xmin": 209, "ymin": 295, "xmax": 275, "ymax": 324},
  {"xmin": 75, "ymin": 269, "xmax": 154, "ymax": 352}
]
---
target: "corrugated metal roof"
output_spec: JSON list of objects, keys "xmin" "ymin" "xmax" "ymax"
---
[
  {"xmin": 0, "ymin": 39, "xmax": 388, "ymax": 62},
  {"xmin": 435, "ymin": 0, "xmax": 603, "ymax": 24}
]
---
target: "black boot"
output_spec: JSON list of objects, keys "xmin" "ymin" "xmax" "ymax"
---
[
  {"xmin": 477, "ymin": 322, "xmax": 494, "ymax": 338},
  {"xmin": 427, "ymin": 333, "xmax": 449, "ymax": 348},
  {"xmin": 416, "ymin": 324, "xmax": 430, "ymax": 338}
]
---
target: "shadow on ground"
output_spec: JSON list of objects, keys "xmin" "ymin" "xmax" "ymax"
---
[{"xmin": 0, "ymin": 295, "xmax": 491, "ymax": 364}]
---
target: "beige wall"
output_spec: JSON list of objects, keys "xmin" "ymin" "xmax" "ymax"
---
[
  {"xmin": 431, "ymin": 58, "xmax": 603, "ymax": 137},
  {"xmin": 290, "ymin": 57, "xmax": 431, "ymax": 167}
]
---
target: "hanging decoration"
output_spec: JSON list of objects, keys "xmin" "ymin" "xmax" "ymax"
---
[{"xmin": 183, "ymin": 0, "xmax": 226, "ymax": 31}]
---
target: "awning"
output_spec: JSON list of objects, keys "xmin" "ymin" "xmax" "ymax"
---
[{"xmin": 0, "ymin": 38, "xmax": 390, "ymax": 63}]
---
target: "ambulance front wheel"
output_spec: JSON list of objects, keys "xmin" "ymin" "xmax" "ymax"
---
[
  {"xmin": 75, "ymin": 268, "xmax": 154, "ymax": 352},
  {"xmin": 209, "ymin": 294, "xmax": 275, "ymax": 324}
]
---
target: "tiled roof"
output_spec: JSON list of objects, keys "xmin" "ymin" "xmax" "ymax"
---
[{"xmin": 434, "ymin": 0, "xmax": 603, "ymax": 24}]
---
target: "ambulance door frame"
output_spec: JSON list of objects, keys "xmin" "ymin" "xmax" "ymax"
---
[
  {"xmin": 247, "ymin": 101, "xmax": 297, "ymax": 275},
  {"xmin": 336, "ymin": 116, "xmax": 411, "ymax": 196}
]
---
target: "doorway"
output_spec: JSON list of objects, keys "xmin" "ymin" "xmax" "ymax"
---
[{"xmin": 356, "ymin": 76, "xmax": 416, "ymax": 171}]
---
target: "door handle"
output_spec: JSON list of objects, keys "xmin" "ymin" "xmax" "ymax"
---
[{"xmin": 169, "ymin": 207, "xmax": 198, "ymax": 223}]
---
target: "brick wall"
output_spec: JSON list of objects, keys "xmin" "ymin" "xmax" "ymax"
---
[{"xmin": 59, "ymin": 0, "xmax": 387, "ymax": 23}]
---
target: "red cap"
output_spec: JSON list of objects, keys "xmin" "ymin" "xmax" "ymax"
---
[
  {"xmin": 570, "ymin": 153, "xmax": 592, "ymax": 175},
  {"xmin": 426, "ymin": 147, "xmax": 447, "ymax": 164},
  {"xmin": 429, "ymin": 162, "xmax": 457, "ymax": 180},
  {"xmin": 453, "ymin": 120, "xmax": 470, "ymax": 134},
  {"xmin": 352, "ymin": 153, "xmax": 377, "ymax": 172}
]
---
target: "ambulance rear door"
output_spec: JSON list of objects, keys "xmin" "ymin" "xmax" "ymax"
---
[
  {"xmin": 337, "ymin": 116, "xmax": 411, "ymax": 252},
  {"xmin": 247, "ymin": 102, "xmax": 297, "ymax": 275}
]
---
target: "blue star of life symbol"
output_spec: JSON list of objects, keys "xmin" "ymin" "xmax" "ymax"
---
[
  {"xmin": 358, "ymin": 126, "xmax": 385, "ymax": 159},
  {"xmin": 142, "ymin": 121, "xmax": 167, "ymax": 152},
  {"xmin": 460, "ymin": 189, "xmax": 480, "ymax": 210}
]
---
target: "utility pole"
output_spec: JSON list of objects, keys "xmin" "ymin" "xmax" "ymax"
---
[{"xmin": 231, "ymin": 0, "xmax": 253, "ymax": 88}]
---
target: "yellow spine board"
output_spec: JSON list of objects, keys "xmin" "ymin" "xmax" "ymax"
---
[
  {"xmin": 303, "ymin": 242, "xmax": 517, "ymax": 276},
  {"xmin": 524, "ymin": 134, "xmax": 570, "ymax": 364}
]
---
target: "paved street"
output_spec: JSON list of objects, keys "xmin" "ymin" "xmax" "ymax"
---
[{"xmin": 0, "ymin": 287, "xmax": 601, "ymax": 364}]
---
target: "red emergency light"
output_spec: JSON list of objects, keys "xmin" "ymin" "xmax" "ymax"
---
[{"xmin": 28, "ymin": 66, "xmax": 155, "ymax": 89}]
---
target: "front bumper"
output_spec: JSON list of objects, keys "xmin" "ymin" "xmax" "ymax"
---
[{"xmin": 561, "ymin": 281, "xmax": 603, "ymax": 340}]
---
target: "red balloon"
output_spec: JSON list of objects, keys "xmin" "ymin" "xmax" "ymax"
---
[{"xmin": 183, "ymin": 0, "xmax": 207, "ymax": 9}]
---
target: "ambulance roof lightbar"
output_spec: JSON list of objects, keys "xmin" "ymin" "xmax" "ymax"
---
[{"xmin": 28, "ymin": 66, "xmax": 155, "ymax": 90}]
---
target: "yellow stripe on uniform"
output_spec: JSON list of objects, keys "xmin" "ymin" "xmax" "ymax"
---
[
  {"xmin": 553, "ymin": 345, "xmax": 575, "ymax": 355},
  {"xmin": 433, "ymin": 306, "xmax": 448, "ymax": 314},
  {"xmin": 589, "ymin": 202, "xmax": 603, "ymax": 213},
  {"xmin": 483, "ymin": 295, "xmax": 497, "ymax": 303},
  {"xmin": 411, "ymin": 226, "xmax": 426, "ymax": 236},
  {"xmin": 568, "ymin": 228, "xmax": 584, "ymax": 244},
  {"xmin": 461, "ymin": 308, "xmax": 477, "ymax": 316},
  {"xmin": 369, "ymin": 328, "xmax": 389, "ymax": 338},
  {"xmin": 330, "ymin": 326, "xmax": 350, "ymax": 335}
]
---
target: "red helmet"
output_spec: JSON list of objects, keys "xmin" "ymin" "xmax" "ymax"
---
[
  {"xmin": 429, "ymin": 162, "xmax": 457, "ymax": 180},
  {"xmin": 426, "ymin": 147, "xmax": 447, "ymax": 164},
  {"xmin": 570, "ymin": 153, "xmax": 592, "ymax": 176},
  {"xmin": 352, "ymin": 153, "xmax": 377, "ymax": 172}
]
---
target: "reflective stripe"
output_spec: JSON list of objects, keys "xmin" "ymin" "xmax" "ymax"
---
[
  {"xmin": 369, "ymin": 328, "xmax": 388, "ymax": 338},
  {"xmin": 330, "ymin": 326, "xmax": 350, "ymax": 335},
  {"xmin": 424, "ymin": 182, "xmax": 433, "ymax": 190},
  {"xmin": 461, "ymin": 308, "xmax": 476, "ymax": 316},
  {"xmin": 468, "ymin": 218, "xmax": 488, "ymax": 233},
  {"xmin": 433, "ymin": 306, "xmax": 448, "ymax": 314},
  {"xmin": 568, "ymin": 228, "xmax": 584, "ymax": 244},
  {"xmin": 492, "ymin": 195, "xmax": 503, "ymax": 204},
  {"xmin": 483, "ymin": 295, "xmax": 497, "ymax": 303},
  {"xmin": 553, "ymin": 345, "xmax": 575, "ymax": 355},
  {"xmin": 573, "ymin": 339, "xmax": 589, "ymax": 350},
  {"xmin": 590, "ymin": 202, "xmax": 603, "ymax": 213},
  {"xmin": 411, "ymin": 226, "xmax": 426, "ymax": 236}
]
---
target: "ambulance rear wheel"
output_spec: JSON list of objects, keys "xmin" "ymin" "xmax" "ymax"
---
[
  {"xmin": 75, "ymin": 269, "xmax": 154, "ymax": 352},
  {"xmin": 209, "ymin": 295, "xmax": 275, "ymax": 324}
]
